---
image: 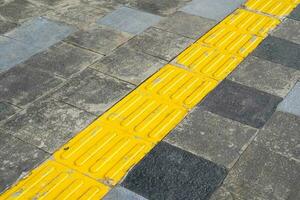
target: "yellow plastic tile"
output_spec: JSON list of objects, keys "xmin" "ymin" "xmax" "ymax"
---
[
  {"xmin": 245, "ymin": 0, "xmax": 297, "ymax": 17},
  {"xmin": 196, "ymin": 24, "xmax": 264, "ymax": 57},
  {"xmin": 98, "ymin": 90, "xmax": 187, "ymax": 143},
  {"xmin": 54, "ymin": 122, "xmax": 153, "ymax": 186},
  {"xmin": 0, "ymin": 160, "xmax": 109, "ymax": 200},
  {"xmin": 176, "ymin": 43, "xmax": 243, "ymax": 81},
  {"xmin": 222, "ymin": 9, "xmax": 280, "ymax": 37},
  {"xmin": 139, "ymin": 64, "xmax": 218, "ymax": 108}
]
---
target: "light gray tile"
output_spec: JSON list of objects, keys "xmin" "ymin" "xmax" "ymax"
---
[
  {"xmin": 97, "ymin": 7, "xmax": 162, "ymax": 35},
  {"xmin": 228, "ymin": 56, "xmax": 300, "ymax": 97},
  {"xmin": 277, "ymin": 82, "xmax": 300, "ymax": 117},
  {"xmin": 271, "ymin": 18, "xmax": 300, "ymax": 45},
  {"xmin": 103, "ymin": 186, "xmax": 147, "ymax": 200},
  {"xmin": 180, "ymin": 0, "xmax": 245, "ymax": 21},
  {"xmin": 165, "ymin": 108, "xmax": 257, "ymax": 168}
]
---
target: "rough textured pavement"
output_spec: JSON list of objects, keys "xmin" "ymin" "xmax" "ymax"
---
[{"xmin": 0, "ymin": 0, "xmax": 300, "ymax": 199}]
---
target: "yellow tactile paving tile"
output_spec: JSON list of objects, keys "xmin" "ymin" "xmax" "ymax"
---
[
  {"xmin": 221, "ymin": 9, "xmax": 280, "ymax": 37},
  {"xmin": 196, "ymin": 24, "xmax": 264, "ymax": 57},
  {"xmin": 139, "ymin": 64, "xmax": 218, "ymax": 108},
  {"xmin": 98, "ymin": 89, "xmax": 187, "ymax": 143},
  {"xmin": 0, "ymin": 160, "xmax": 109, "ymax": 200},
  {"xmin": 245, "ymin": 0, "xmax": 298, "ymax": 17},
  {"xmin": 176, "ymin": 43, "xmax": 243, "ymax": 81}
]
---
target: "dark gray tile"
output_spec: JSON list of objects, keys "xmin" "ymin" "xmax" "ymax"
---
[
  {"xmin": 122, "ymin": 142, "xmax": 227, "ymax": 200},
  {"xmin": 154, "ymin": 11, "xmax": 216, "ymax": 39},
  {"xmin": 126, "ymin": 27, "xmax": 193, "ymax": 61},
  {"xmin": 0, "ymin": 102, "xmax": 19, "ymax": 122},
  {"xmin": 255, "ymin": 111, "xmax": 300, "ymax": 162},
  {"xmin": 0, "ymin": 65, "xmax": 63, "ymax": 107},
  {"xmin": 23, "ymin": 42, "xmax": 101, "ymax": 78},
  {"xmin": 223, "ymin": 143, "xmax": 300, "ymax": 200},
  {"xmin": 180, "ymin": 0, "xmax": 246, "ymax": 21},
  {"xmin": 277, "ymin": 82, "xmax": 300, "ymax": 117},
  {"xmin": 271, "ymin": 18, "xmax": 300, "ymax": 45},
  {"xmin": 97, "ymin": 6, "xmax": 162, "ymax": 35},
  {"xmin": 90, "ymin": 46, "xmax": 167, "ymax": 84},
  {"xmin": 165, "ymin": 108, "xmax": 257, "ymax": 168},
  {"xmin": 288, "ymin": 5, "xmax": 300, "ymax": 21},
  {"xmin": 200, "ymin": 80, "xmax": 282, "ymax": 128},
  {"xmin": 228, "ymin": 56, "xmax": 300, "ymax": 97},
  {"xmin": 0, "ymin": 19, "xmax": 17, "ymax": 34},
  {"xmin": 65, "ymin": 25, "xmax": 132, "ymax": 55},
  {"xmin": 103, "ymin": 186, "xmax": 147, "ymax": 200},
  {"xmin": 0, "ymin": 131, "xmax": 49, "ymax": 193},
  {"xmin": 52, "ymin": 68, "xmax": 134, "ymax": 115},
  {"xmin": 252, "ymin": 36, "xmax": 300, "ymax": 70},
  {"xmin": 1, "ymin": 98, "xmax": 95, "ymax": 153}
]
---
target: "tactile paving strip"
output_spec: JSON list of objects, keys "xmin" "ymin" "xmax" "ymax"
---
[
  {"xmin": 0, "ymin": 160, "xmax": 109, "ymax": 200},
  {"xmin": 245, "ymin": 0, "xmax": 298, "ymax": 17}
]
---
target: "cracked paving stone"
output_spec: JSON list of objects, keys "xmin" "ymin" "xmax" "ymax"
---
[
  {"xmin": 277, "ymin": 82, "xmax": 300, "ymax": 117},
  {"xmin": 64, "ymin": 25, "xmax": 132, "ymax": 55},
  {"xmin": 200, "ymin": 80, "xmax": 282, "ymax": 128},
  {"xmin": 255, "ymin": 111, "xmax": 300, "ymax": 162},
  {"xmin": 252, "ymin": 36, "xmax": 300, "ymax": 71},
  {"xmin": 0, "ymin": 131, "xmax": 49, "ymax": 193},
  {"xmin": 288, "ymin": 5, "xmax": 300, "ymax": 21},
  {"xmin": 228, "ymin": 56, "xmax": 300, "ymax": 98},
  {"xmin": 52, "ymin": 68, "xmax": 134, "ymax": 115},
  {"xmin": 0, "ymin": 0, "xmax": 48, "ymax": 23},
  {"xmin": 0, "ymin": 102, "xmax": 19, "ymax": 122},
  {"xmin": 23, "ymin": 42, "xmax": 101, "ymax": 78},
  {"xmin": 271, "ymin": 18, "xmax": 300, "ymax": 45},
  {"xmin": 97, "ymin": 6, "xmax": 162, "ymax": 35},
  {"xmin": 0, "ymin": 64, "xmax": 63, "ymax": 107},
  {"xmin": 90, "ymin": 45, "xmax": 167, "ymax": 85},
  {"xmin": 122, "ymin": 142, "xmax": 227, "ymax": 200},
  {"xmin": 154, "ymin": 11, "xmax": 216, "ymax": 39},
  {"xmin": 180, "ymin": 0, "xmax": 246, "ymax": 21},
  {"xmin": 165, "ymin": 108, "xmax": 257, "ymax": 168},
  {"xmin": 222, "ymin": 143, "xmax": 300, "ymax": 200},
  {"xmin": 103, "ymin": 186, "xmax": 147, "ymax": 200},
  {"xmin": 126, "ymin": 27, "xmax": 193, "ymax": 61},
  {"xmin": 1, "ymin": 98, "xmax": 95, "ymax": 153},
  {"xmin": 0, "ymin": 19, "xmax": 17, "ymax": 34}
]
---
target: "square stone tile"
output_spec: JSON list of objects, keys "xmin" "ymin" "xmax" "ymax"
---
[
  {"xmin": 271, "ymin": 18, "xmax": 300, "ymax": 45},
  {"xmin": 222, "ymin": 143, "xmax": 300, "ymax": 200},
  {"xmin": 5, "ymin": 17, "xmax": 76, "ymax": 49},
  {"xmin": 255, "ymin": 111, "xmax": 300, "ymax": 162},
  {"xmin": 0, "ymin": 19, "xmax": 17, "ymax": 34},
  {"xmin": 90, "ymin": 46, "xmax": 167, "ymax": 85},
  {"xmin": 277, "ymin": 82, "xmax": 300, "ymax": 117},
  {"xmin": 52, "ymin": 68, "xmax": 134, "ymax": 115},
  {"xmin": 23, "ymin": 42, "xmax": 101, "ymax": 78},
  {"xmin": 122, "ymin": 142, "xmax": 227, "ymax": 200},
  {"xmin": 123, "ymin": 0, "xmax": 191, "ymax": 16},
  {"xmin": 228, "ymin": 56, "xmax": 300, "ymax": 97},
  {"xmin": 0, "ymin": 65, "xmax": 63, "ymax": 107},
  {"xmin": 0, "ymin": 131, "xmax": 49, "ymax": 193},
  {"xmin": 165, "ymin": 108, "xmax": 257, "ymax": 168},
  {"xmin": 180, "ymin": 0, "xmax": 246, "ymax": 21},
  {"xmin": 64, "ymin": 25, "xmax": 132, "ymax": 55},
  {"xmin": 288, "ymin": 5, "xmax": 300, "ymax": 21},
  {"xmin": 103, "ymin": 186, "xmax": 147, "ymax": 200},
  {"xmin": 97, "ymin": 6, "xmax": 162, "ymax": 34},
  {"xmin": 0, "ymin": 0, "xmax": 48, "ymax": 23},
  {"xmin": 154, "ymin": 11, "xmax": 216, "ymax": 39},
  {"xmin": 200, "ymin": 80, "xmax": 282, "ymax": 128},
  {"xmin": 252, "ymin": 36, "xmax": 300, "ymax": 70},
  {"xmin": 0, "ymin": 102, "xmax": 20, "ymax": 122},
  {"xmin": 1, "ymin": 98, "xmax": 95, "ymax": 153},
  {"xmin": 126, "ymin": 27, "xmax": 193, "ymax": 61}
]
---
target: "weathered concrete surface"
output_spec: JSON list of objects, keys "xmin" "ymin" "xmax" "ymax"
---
[
  {"xmin": 277, "ymin": 82, "xmax": 300, "ymax": 117},
  {"xmin": 103, "ymin": 186, "xmax": 147, "ymax": 200},
  {"xmin": 271, "ymin": 18, "xmax": 300, "ymax": 45},
  {"xmin": 0, "ymin": 102, "xmax": 19, "ymax": 122}
]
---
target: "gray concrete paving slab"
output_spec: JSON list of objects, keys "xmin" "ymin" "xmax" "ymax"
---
[
  {"xmin": 52, "ymin": 68, "xmax": 134, "ymax": 115},
  {"xmin": 0, "ymin": 102, "xmax": 19, "ymax": 123},
  {"xmin": 277, "ymin": 82, "xmax": 300, "ymax": 117},
  {"xmin": 271, "ymin": 18, "xmax": 300, "ymax": 45},
  {"xmin": 288, "ymin": 5, "xmax": 300, "ymax": 21},
  {"xmin": 228, "ymin": 56, "xmax": 300, "ymax": 97},
  {"xmin": 97, "ymin": 7, "xmax": 162, "ymax": 35},
  {"xmin": 0, "ymin": 19, "xmax": 17, "ymax": 34},
  {"xmin": 103, "ymin": 186, "xmax": 147, "ymax": 200}
]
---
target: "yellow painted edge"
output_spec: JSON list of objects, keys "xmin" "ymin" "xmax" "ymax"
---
[{"xmin": 1, "ymin": 0, "xmax": 298, "ymax": 199}]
